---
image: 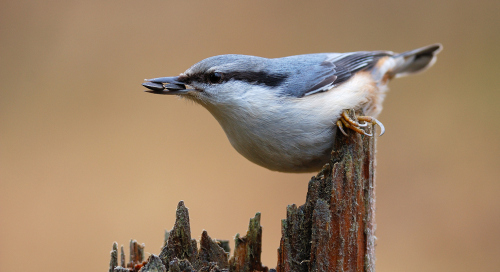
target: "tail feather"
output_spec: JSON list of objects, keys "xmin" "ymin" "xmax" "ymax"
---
[{"xmin": 391, "ymin": 43, "xmax": 443, "ymax": 78}]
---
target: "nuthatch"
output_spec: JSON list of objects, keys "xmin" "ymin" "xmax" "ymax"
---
[{"xmin": 143, "ymin": 44, "xmax": 442, "ymax": 173}]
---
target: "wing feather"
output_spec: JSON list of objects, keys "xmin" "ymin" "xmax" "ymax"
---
[{"xmin": 301, "ymin": 51, "xmax": 391, "ymax": 97}]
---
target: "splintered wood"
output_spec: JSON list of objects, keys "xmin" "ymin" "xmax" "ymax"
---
[{"xmin": 109, "ymin": 126, "xmax": 376, "ymax": 272}]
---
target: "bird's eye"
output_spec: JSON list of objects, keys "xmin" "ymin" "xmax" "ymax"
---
[{"xmin": 208, "ymin": 72, "xmax": 223, "ymax": 84}]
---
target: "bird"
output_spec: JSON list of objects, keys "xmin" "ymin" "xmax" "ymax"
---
[{"xmin": 142, "ymin": 44, "xmax": 442, "ymax": 173}]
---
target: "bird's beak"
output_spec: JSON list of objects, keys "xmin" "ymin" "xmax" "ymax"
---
[{"xmin": 142, "ymin": 76, "xmax": 193, "ymax": 95}]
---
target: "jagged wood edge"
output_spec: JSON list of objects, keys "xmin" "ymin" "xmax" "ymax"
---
[{"xmin": 109, "ymin": 125, "xmax": 376, "ymax": 272}]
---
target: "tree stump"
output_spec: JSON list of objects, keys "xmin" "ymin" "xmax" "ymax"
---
[
  {"xmin": 276, "ymin": 126, "xmax": 376, "ymax": 272},
  {"xmin": 109, "ymin": 126, "xmax": 376, "ymax": 272}
]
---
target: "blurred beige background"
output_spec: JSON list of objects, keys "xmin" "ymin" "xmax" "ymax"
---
[{"xmin": 1, "ymin": 0, "xmax": 499, "ymax": 271}]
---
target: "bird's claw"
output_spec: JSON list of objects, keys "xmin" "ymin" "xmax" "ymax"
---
[
  {"xmin": 357, "ymin": 115, "xmax": 385, "ymax": 136},
  {"xmin": 337, "ymin": 109, "xmax": 385, "ymax": 137}
]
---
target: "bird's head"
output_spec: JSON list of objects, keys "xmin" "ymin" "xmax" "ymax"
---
[{"xmin": 142, "ymin": 54, "xmax": 289, "ymax": 107}]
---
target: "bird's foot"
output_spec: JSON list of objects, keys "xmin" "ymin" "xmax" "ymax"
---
[{"xmin": 336, "ymin": 109, "xmax": 385, "ymax": 137}]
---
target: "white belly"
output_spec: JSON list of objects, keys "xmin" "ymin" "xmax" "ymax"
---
[{"xmin": 219, "ymin": 108, "xmax": 338, "ymax": 172}]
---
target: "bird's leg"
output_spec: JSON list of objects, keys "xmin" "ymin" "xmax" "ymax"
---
[
  {"xmin": 341, "ymin": 109, "xmax": 367, "ymax": 128},
  {"xmin": 337, "ymin": 109, "xmax": 385, "ymax": 137},
  {"xmin": 341, "ymin": 112, "xmax": 372, "ymax": 136}
]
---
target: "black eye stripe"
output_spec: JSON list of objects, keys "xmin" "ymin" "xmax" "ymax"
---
[
  {"xmin": 223, "ymin": 71, "xmax": 288, "ymax": 87},
  {"xmin": 183, "ymin": 71, "xmax": 288, "ymax": 87}
]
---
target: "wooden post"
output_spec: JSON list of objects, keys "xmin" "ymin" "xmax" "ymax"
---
[{"xmin": 109, "ymin": 125, "xmax": 377, "ymax": 272}]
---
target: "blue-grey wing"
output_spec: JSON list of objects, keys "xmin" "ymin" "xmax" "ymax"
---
[{"xmin": 282, "ymin": 51, "xmax": 392, "ymax": 98}]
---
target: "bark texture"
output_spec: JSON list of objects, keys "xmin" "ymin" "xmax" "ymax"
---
[
  {"xmin": 228, "ymin": 213, "xmax": 268, "ymax": 272},
  {"xmin": 276, "ymin": 127, "xmax": 376, "ymax": 272}
]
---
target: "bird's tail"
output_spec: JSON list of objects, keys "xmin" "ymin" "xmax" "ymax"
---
[{"xmin": 390, "ymin": 43, "xmax": 443, "ymax": 78}]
